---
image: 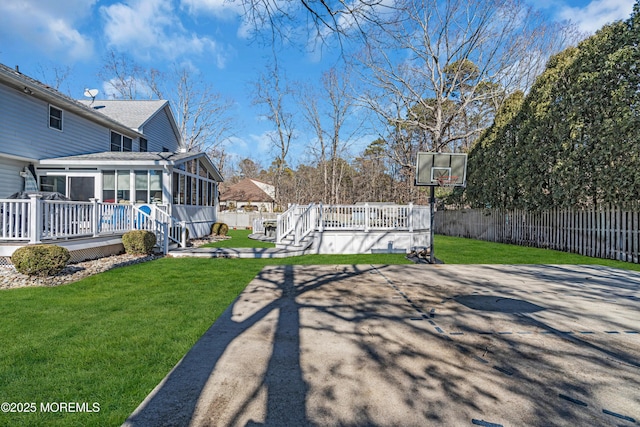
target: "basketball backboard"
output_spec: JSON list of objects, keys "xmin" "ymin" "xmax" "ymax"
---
[{"xmin": 415, "ymin": 152, "xmax": 467, "ymax": 187}]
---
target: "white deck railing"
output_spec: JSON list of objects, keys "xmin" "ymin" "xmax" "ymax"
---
[
  {"xmin": 0, "ymin": 196, "xmax": 186, "ymax": 254},
  {"xmin": 275, "ymin": 203, "xmax": 429, "ymax": 245},
  {"xmin": 0, "ymin": 199, "xmax": 30, "ymax": 240}
]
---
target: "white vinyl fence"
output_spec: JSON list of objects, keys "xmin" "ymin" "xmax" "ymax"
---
[
  {"xmin": 435, "ymin": 206, "xmax": 640, "ymax": 263},
  {"xmin": 218, "ymin": 211, "xmax": 277, "ymax": 229}
]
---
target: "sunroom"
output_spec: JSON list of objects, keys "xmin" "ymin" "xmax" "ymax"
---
[{"xmin": 36, "ymin": 150, "xmax": 223, "ymax": 238}]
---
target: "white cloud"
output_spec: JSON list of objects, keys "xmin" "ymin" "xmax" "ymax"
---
[
  {"xmin": 101, "ymin": 0, "xmax": 226, "ymax": 66},
  {"xmin": 250, "ymin": 131, "xmax": 275, "ymax": 155},
  {"xmin": 181, "ymin": 0, "xmax": 244, "ymax": 18},
  {"xmin": 558, "ymin": 0, "xmax": 634, "ymax": 33},
  {"xmin": 0, "ymin": 0, "xmax": 96, "ymax": 61},
  {"xmin": 224, "ymin": 132, "xmax": 272, "ymax": 160}
]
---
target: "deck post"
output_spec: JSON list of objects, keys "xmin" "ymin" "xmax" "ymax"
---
[
  {"xmin": 90, "ymin": 198, "xmax": 100, "ymax": 237},
  {"xmin": 364, "ymin": 203, "xmax": 370, "ymax": 232},
  {"xmin": 276, "ymin": 214, "xmax": 282, "ymax": 244},
  {"xmin": 162, "ymin": 222, "xmax": 169, "ymax": 254},
  {"xmin": 409, "ymin": 202, "xmax": 414, "ymax": 233},
  {"xmin": 180, "ymin": 221, "xmax": 187, "ymax": 248},
  {"xmin": 28, "ymin": 194, "xmax": 42, "ymax": 244}
]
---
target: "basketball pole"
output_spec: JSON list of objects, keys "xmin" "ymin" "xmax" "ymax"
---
[{"xmin": 429, "ymin": 185, "xmax": 435, "ymax": 264}]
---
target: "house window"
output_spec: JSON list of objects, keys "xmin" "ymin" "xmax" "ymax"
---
[
  {"xmin": 135, "ymin": 171, "xmax": 148, "ymax": 203},
  {"xmin": 171, "ymin": 168, "xmax": 216, "ymax": 206},
  {"xmin": 134, "ymin": 170, "xmax": 163, "ymax": 203},
  {"xmin": 102, "ymin": 170, "xmax": 131, "ymax": 202},
  {"xmin": 172, "ymin": 172, "xmax": 180, "ymax": 204},
  {"xmin": 69, "ymin": 177, "xmax": 95, "ymax": 201},
  {"xmin": 186, "ymin": 176, "xmax": 192, "ymax": 205},
  {"xmin": 150, "ymin": 170, "xmax": 162, "ymax": 203},
  {"xmin": 49, "ymin": 106, "xmax": 63, "ymax": 131},
  {"xmin": 117, "ymin": 170, "xmax": 130, "ymax": 201},
  {"xmin": 139, "ymin": 138, "xmax": 148, "ymax": 152},
  {"xmin": 110, "ymin": 131, "xmax": 133, "ymax": 152},
  {"xmin": 103, "ymin": 171, "xmax": 116, "ymax": 202},
  {"xmin": 179, "ymin": 174, "xmax": 185, "ymax": 204},
  {"xmin": 40, "ymin": 176, "xmax": 66, "ymax": 194}
]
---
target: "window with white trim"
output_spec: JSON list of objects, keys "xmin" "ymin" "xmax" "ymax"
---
[
  {"xmin": 110, "ymin": 131, "xmax": 132, "ymax": 152},
  {"xmin": 49, "ymin": 105, "xmax": 63, "ymax": 131}
]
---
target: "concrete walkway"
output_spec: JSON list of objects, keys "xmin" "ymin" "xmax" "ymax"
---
[
  {"xmin": 123, "ymin": 264, "xmax": 640, "ymax": 426},
  {"xmin": 168, "ymin": 246, "xmax": 307, "ymax": 259},
  {"xmin": 168, "ymin": 234, "xmax": 310, "ymax": 258}
]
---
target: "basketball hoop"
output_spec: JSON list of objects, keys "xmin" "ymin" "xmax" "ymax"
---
[{"xmin": 436, "ymin": 175, "xmax": 459, "ymax": 187}]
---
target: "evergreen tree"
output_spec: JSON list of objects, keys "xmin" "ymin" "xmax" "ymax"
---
[{"xmin": 465, "ymin": 2, "xmax": 640, "ymax": 209}]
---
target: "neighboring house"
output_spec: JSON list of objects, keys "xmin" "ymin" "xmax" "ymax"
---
[
  {"xmin": 0, "ymin": 62, "xmax": 223, "ymax": 261},
  {"xmin": 219, "ymin": 178, "xmax": 276, "ymax": 212}
]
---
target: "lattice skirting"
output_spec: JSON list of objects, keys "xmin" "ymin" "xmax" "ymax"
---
[
  {"xmin": 0, "ymin": 243, "xmax": 125, "ymax": 267},
  {"xmin": 68, "ymin": 243, "xmax": 125, "ymax": 263}
]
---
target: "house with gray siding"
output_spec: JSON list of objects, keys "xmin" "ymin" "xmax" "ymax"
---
[{"xmin": 0, "ymin": 62, "xmax": 223, "ymax": 262}]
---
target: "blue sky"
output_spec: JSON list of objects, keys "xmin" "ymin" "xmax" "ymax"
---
[{"xmin": 0, "ymin": 0, "xmax": 635, "ymax": 168}]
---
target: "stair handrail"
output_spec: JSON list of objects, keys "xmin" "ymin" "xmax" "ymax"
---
[
  {"xmin": 294, "ymin": 203, "xmax": 316, "ymax": 246},
  {"xmin": 133, "ymin": 205, "xmax": 186, "ymax": 253},
  {"xmin": 152, "ymin": 206, "xmax": 187, "ymax": 248},
  {"xmin": 276, "ymin": 204, "xmax": 298, "ymax": 244}
]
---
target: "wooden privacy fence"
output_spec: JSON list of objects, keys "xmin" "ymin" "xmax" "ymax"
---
[{"xmin": 434, "ymin": 206, "xmax": 640, "ymax": 263}]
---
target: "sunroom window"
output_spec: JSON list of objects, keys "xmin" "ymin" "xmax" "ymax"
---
[{"xmin": 134, "ymin": 170, "xmax": 163, "ymax": 203}]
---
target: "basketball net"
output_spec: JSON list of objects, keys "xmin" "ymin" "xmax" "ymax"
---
[{"xmin": 436, "ymin": 175, "xmax": 458, "ymax": 187}]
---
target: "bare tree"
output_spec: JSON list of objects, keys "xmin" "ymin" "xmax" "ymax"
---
[
  {"xmin": 97, "ymin": 52, "xmax": 236, "ymax": 173},
  {"xmin": 298, "ymin": 66, "xmax": 364, "ymax": 203},
  {"xmin": 98, "ymin": 50, "xmax": 161, "ymax": 100},
  {"xmin": 356, "ymin": 0, "xmax": 574, "ymax": 166},
  {"xmin": 237, "ymin": 0, "xmax": 395, "ymax": 45},
  {"xmin": 172, "ymin": 66, "xmax": 235, "ymax": 173},
  {"xmin": 35, "ymin": 63, "xmax": 72, "ymax": 94},
  {"xmin": 252, "ymin": 61, "xmax": 296, "ymax": 205},
  {"xmin": 298, "ymin": 81, "xmax": 328, "ymax": 201}
]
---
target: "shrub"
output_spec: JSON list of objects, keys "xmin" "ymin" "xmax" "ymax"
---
[
  {"xmin": 11, "ymin": 244, "xmax": 70, "ymax": 277},
  {"xmin": 218, "ymin": 223, "xmax": 229, "ymax": 236},
  {"xmin": 211, "ymin": 222, "xmax": 222, "ymax": 235},
  {"xmin": 122, "ymin": 230, "xmax": 157, "ymax": 255}
]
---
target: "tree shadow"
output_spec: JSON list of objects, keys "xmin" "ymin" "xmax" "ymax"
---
[{"xmin": 123, "ymin": 263, "xmax": 640, "ymax": 426}]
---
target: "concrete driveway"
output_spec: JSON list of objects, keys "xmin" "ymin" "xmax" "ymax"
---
[{"xmin": 123, "ymin": 264, "xmax": 640, "ymax": 426}]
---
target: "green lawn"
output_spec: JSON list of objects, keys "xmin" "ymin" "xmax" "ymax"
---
[
  {"xmin": 0, "ymin": 252, "xmax": 410, "ymax": 426},
  {"xmin": 434, "ymin": 234, "xmax": 640, "ymax": 271},
  {"xmin": 200, "ymin": 228, "xmax": 276, "ymax": 248},
  {"xmin": 1, "ymin": 233, "xmax": 638, "ymax": 426}
]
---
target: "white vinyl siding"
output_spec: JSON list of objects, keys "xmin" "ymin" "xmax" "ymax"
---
[
  {"xmin": 140, "ymin": 106, "xmax": 181, "ymax": 152},
  {"xmin": 0, "ymin": 84, "xmax": 116, "ymax": 159},
  {"xmin": 0, "ymin": 156, "xmax": 28, "ymax": 197}
]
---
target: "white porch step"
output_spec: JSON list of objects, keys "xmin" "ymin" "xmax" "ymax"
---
[
  {"xmin": 275, "ymin": 234, "xmax": 314, "ymax": 252},
  {"xmin": 168, "ymin": 246, "xmax": 309, "ymax": 259}
]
